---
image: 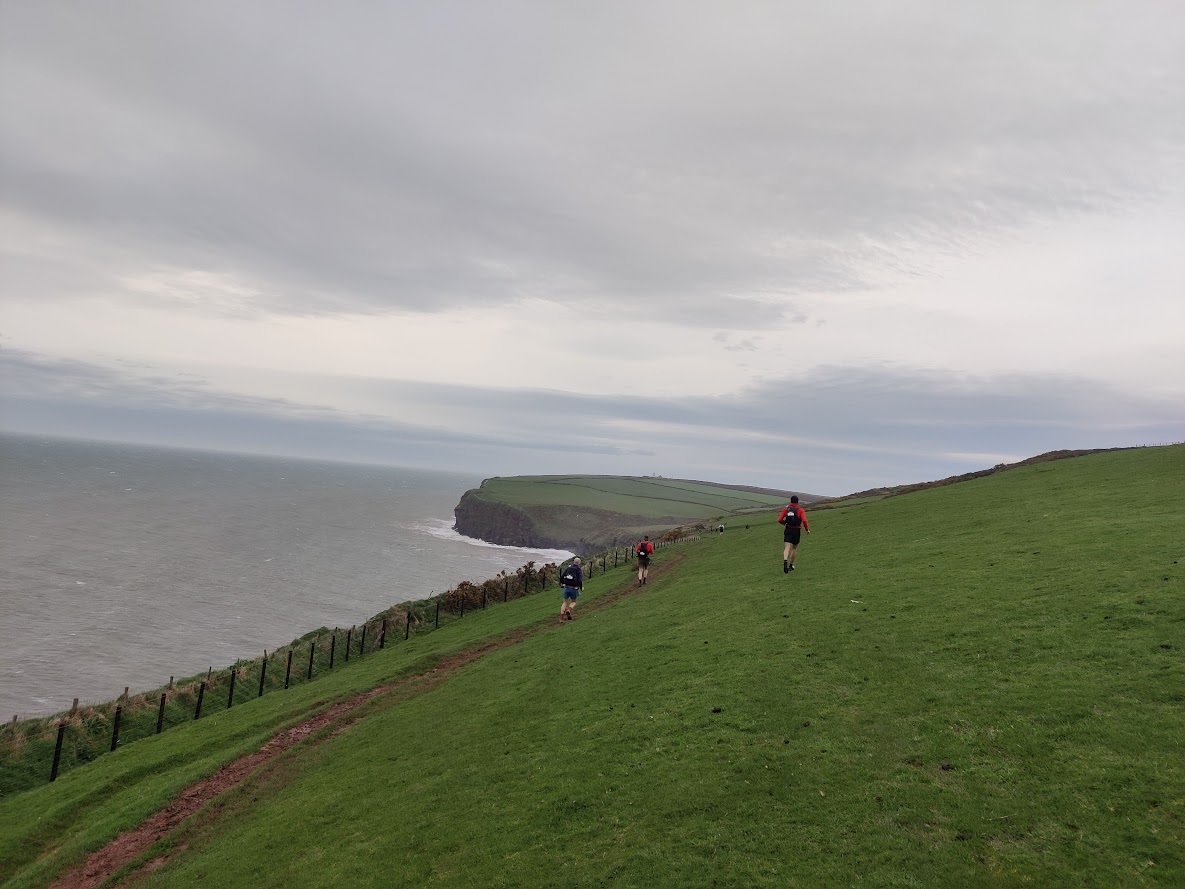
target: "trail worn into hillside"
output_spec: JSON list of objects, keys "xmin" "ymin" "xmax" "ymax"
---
[{"xmin": 49, "ymin": 556, "xmax": 684, "ymax": 889}]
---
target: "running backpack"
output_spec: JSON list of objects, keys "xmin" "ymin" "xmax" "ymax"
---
[
  {"xmin": 561, "ymin": 567, "xmax": 578, "ymax": 586},
  {"xmin": 637, "ymin": 542, "xmax": 649, "ymax": 557},
  {"xmin": 783, "ymin": 506, "xmax": 802, "ymax": 528}
]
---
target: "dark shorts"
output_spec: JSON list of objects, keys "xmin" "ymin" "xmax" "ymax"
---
[
  {"xmin": 783, "ymin": 528, "xmax": 802, "ymax": 545},
  {"xmin": 637, "ymin": 555, "xmax": 650, "ymax": 568},
  {"xmin": 562, "ymin": 586, "xmax": 580, "ymax": 600}
]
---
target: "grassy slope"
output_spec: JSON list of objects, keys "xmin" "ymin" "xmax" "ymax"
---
[
  {"xmin": 3, "ymin": 446, "xmax": 1183, "ymax": 888},
  {"xmin": 0, "ymin": 593, "xmax": 596, "ymax": 889},
  {"xmin": 472, "ymin": 475, "xmax": 794, "ymax": 518}
]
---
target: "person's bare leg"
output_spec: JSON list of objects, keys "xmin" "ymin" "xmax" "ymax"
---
[{"xmin": 788, "ymin": 544, "xmax": 798, "ymax": 568}]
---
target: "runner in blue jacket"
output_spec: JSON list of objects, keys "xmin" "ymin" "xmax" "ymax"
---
[{"xmin": 558, "ymin": 557, "xmax": 583, "ymax": 622}]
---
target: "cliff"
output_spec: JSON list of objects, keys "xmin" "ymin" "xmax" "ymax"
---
[
  {"xmin": 453, "ymin": 489, "xmax": 553, "ymax": 549},
  {"xmin": 452, "ymin": 474, "xmax": 809, "ymax": 553}
]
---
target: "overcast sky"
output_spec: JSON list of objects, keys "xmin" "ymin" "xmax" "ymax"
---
[{"xmin": 2, "ymin": 1, "xmax": 1183, "ymax": 494}]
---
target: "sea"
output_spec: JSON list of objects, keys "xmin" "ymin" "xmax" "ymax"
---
[{"xmin": 0, "ymin": 433, "xmax": 573, "ymax": 720}]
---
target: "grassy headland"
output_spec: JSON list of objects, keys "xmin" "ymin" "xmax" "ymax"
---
[
  {"xmin": 453, "ymin": 474, "xmax": 820, "ymax": 552},
  {"xmin": 1, "ymin": 445, "xmax": 1182, "ymax": 887}
]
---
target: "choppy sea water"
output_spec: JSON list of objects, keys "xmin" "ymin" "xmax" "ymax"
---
[{"xmin": 0, "ymin": 434, "xmax": 572, "ymax": 719}]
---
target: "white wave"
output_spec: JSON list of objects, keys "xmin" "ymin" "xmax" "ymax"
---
[{"xmin": 413, "ymin": 518, "xmax": 574, "ymax": 561}]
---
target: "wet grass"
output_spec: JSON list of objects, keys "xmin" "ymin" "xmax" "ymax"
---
[{"xmin": 3, "ymin": 446, "xmax": 1183, "ymax": 887}]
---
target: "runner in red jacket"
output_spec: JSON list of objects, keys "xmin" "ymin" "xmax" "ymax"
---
[
  {"xmin": 777, "ymin": 496, "xmax": 810, "ymax": 573},
  {"xmin": 636, "ymin": 535, "xmax": 654, "ymax": 586}
]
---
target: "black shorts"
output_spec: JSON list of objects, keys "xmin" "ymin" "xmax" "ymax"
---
[
  {"xmin": 637, "ymin": 555, "xmax": 650, "ymax": 567},
  {"xmin": 783, "ymin": 528, "xmax": 802, "ymax": 545}
]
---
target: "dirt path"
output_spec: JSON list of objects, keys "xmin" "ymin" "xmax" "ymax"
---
[{"xmin": 49, "ymin": 555, "xmax": 684, "ymax": 889}]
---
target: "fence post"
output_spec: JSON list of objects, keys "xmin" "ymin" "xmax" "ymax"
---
[
  {"xmin": 405, "ymin": 610, "xmax": 411, "ymax": 640},
  {"xmin": 482, "ymin": 589, "xmax": 487, "ymax": 610},
  {"xmin": 307, "ymin": 639, "xmax": 316, "ymax": 680},
  {"xmin": 284, "ymin": 650, "xmax": 293, "ymax": 689},
  {"xmin": 460, "ymin": 595, "xmax": 465, "ymax": 619},
  {"xmin": 359, "ymin": 623, "xmax": 367, "ymax": 655},
  {"xmin": 194, "ymin": 681, "xmax": 206, "ymax": 719},
  {"xmin": 156, "ymin": 693, "xmax": 167, "ymax": 734},
  {"xmin": 227, "ymin": 668, "xmax": 237, "ymax": 709},
  {"xmin": 50, "ymin": 723, "xmax": 66, "ymax": 782},
  {"xmin": 110, "ymin": 706, "xmax": 123, "ymax": 751},
  {"xmin": 505, "ymin": 577, "xmax": 510, "ymax": 600},
  {"xmin": 258, "ymin": 652, "xmax": 267, "ymax": 697},
  {"xmin": 435, "ymin": 600, "xmax": 440, "ymax": 628},
  {"xmin": 345, "ymin": 627, "xmax": 353, "ymax": 662},
  {"xmin": 330, "ymin": 632, "xmax": 337, "ymax": 669},
  {"xmin": 380, "ymin": 618, "xmax": 387, "ymax": 649}
]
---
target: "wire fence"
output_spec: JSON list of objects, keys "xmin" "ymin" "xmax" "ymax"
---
[{"xmin": 1, "ymin": 533, "xmax": 701, "ymax": 793}]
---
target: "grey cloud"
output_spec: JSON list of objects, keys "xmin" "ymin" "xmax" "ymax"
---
[
  {"xmin": 5, "ymin": 348, "xmax": 1180, "ymax": 493},
  {"xmin": 3, "ymin": 2, "xmax": 1182, "ymax": 321},
  {"xmin": 0, "ymin": 348, "xmax": 651, "ymax": 462}
]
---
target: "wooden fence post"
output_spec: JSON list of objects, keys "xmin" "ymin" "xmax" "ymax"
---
[
  {"xmin": 258, "ymin": 652, "xmax": 267, "ymax": 697},
  {"xmin": 50, "ymin": 723, "xmax": 66, "ymax": 782},
  {"xmin": 227, "ymin": 668, "xmax": 237, "ymax": 709},
  {"xmin": 307, "ymin": 639, "xmax": 316, "ymax": 680},
  {"xmin": 284, "ymin": 650, "xmax": 293, "ymax": 689},
  {"xmin": 194, "ymin": 681, "xmax": 206, "ymax": 719},
  {"xmin": 156, "ymin": 693, "xmax": 167, "ymax": 734},
  {"xmin": 110, "ymin": 706, "xmax": 123, "ymax": 751}
]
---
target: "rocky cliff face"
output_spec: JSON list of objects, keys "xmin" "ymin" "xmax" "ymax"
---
[
  {"xmin": 453, "ymin": 490, "xmax": 558, "ymax": 549},
  {"xmin": 453, "ymin": 489, "xmax": 669, "ymax": 554}
]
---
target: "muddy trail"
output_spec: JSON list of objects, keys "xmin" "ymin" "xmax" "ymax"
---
[{"xmin": 48, "ymin": 555, "xmax": 684, "ymax": 889}]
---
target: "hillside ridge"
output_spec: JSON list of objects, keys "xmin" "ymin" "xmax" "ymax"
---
[
  {"xmin": 824, "ymin": 446, "xmax": 1136, "ymax": 505},
  {"xmin": 452, "ymin": 474, "xmax": 825, "ymax": 552}
]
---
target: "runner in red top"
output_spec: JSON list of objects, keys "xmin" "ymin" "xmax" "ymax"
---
[
  {"xmin": 636, "ymin": 535, "xmax": 655, "ymax": 586},
  {"xmin": 777, "ymin": 496, "xmax": 810, "ymax": 572}
]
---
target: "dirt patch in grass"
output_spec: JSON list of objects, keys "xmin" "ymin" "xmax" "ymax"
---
[{"xmin": 49, "ymin": 556, "xmax": 683, "ymax": 888}]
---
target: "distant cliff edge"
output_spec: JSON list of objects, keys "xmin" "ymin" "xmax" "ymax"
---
[
  {"xmin": 451, "ymin": 474, "xmax": 811, "ymax": 555},
  {"xmin": 453, "ymin": 489, "xmax": 556, "ymax": 549}
]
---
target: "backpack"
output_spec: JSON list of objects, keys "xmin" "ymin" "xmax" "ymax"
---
[
  {"xmin": 783, "ymin": 505, "xmax": 802, "ymax": 528},
  {"xmin": 637, "ymin": 542, "xmax": 649, "ymax": 557},
  {"xmin": 561, "ymin": 567, "xmax": 578, "ymax": 586}
]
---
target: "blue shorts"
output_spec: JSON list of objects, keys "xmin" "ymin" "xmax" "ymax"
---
[{"xmin": 562, "ymin": 586, "xmax": 580, "ymax": 600}]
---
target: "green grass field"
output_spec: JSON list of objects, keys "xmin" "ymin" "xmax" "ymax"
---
[
  {"xmin": 2, "ymin": 446, "xmax": 1182, "ymax": 887},
  {"xmin": 471, "ymin": 475, "xmax": 796, "ymax": 518}
]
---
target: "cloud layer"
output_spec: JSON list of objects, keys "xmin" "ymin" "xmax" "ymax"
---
[{"xmin": 2, "ymin": 2, "xmax": 1183, "ymax": 490}]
